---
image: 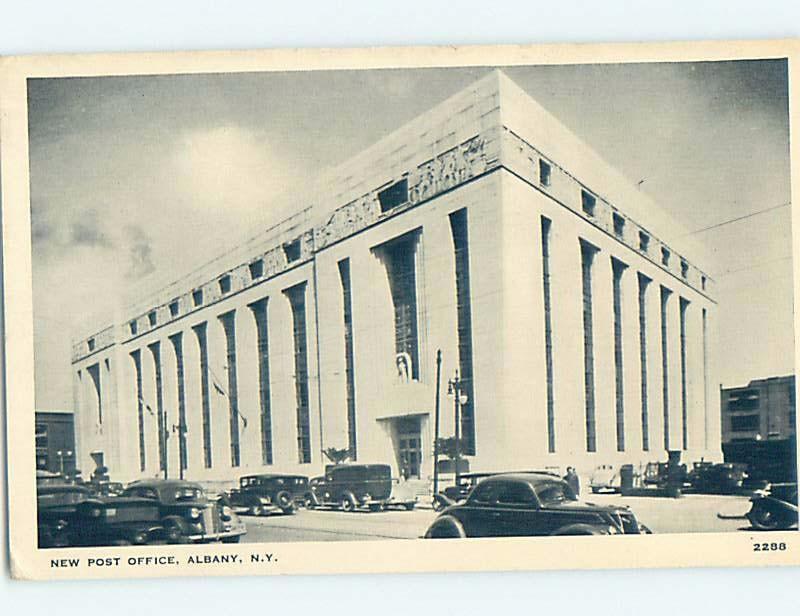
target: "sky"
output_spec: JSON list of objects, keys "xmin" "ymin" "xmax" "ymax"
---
[{"xmin": 28, "ymin": 60, "xmax": 792, "ymax": 410}]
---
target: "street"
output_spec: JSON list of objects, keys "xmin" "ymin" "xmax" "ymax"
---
[{"xmin": 240, "ymin": 493, "xmax": 754, "ymax": 543}]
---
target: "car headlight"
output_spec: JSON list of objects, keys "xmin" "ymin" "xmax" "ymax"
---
[
  {"xmin": 89, "ymin": 507, "xmax": 102, "ymax": 518},
  {"xmin": 221, "ymin": 506, "xmax": 232, "ymax": 521},
  {"xmin": 189, "ymin": 507, "xmax": 202, "ymax": 519}
]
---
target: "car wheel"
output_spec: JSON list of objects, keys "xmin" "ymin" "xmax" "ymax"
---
[
  {"xmin": 163, "ymin": 520, "xmax": 185, "ymax": 544},
  {"xmin": 747, "ymin": 505, "xmax": 784, "ymax": 531},
  {"xmin": 304, "ymin": 494, "xmax": 317, "ymax": 509},
  {"xmin": 221, "ymin": 535, "xmax": 241, "ymax": 544},
  {"xmin": 276, "ymin": 491, "xmax": 294, "ymax": 514},
  {"xmin": 404, "ymin": 502, "xmax": 416, "ymax": 511},
  {"xmin": 248, "ymin": 503, "xmax": 264, "ymax": 517},
  {"xmin": 425, "ymin": 516, "xmax": 466, "ymax": 539},
  {"xmin": 368, "ymin": 503, "xmax": 383, "ymax": 513},
  {"xmin": 131, "ymin": 529, "xmax": 151, "ymax": 545},
  {"xmin": 340, "ymin": 493, "xmax": 356, "ymax": 512}
]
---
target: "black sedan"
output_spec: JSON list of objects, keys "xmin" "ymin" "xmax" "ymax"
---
[{"xmin": 424, "ymin": 473, "xmax": 650, "ymax": 538}]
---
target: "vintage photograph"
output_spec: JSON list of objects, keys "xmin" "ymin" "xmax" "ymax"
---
[{"xmin": 3, "ymin": 42, "xmax": 799, "ymax": 578}]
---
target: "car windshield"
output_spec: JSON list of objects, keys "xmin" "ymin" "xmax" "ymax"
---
[
  {"xmin": 535, "ymin": 482, "xmax": 577, "ymax": 505},
  {"xmin": 174, "ymin": 487, "xmax": 203, "ymax": 500}
]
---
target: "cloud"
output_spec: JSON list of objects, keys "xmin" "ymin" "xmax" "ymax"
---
[
  {"xmin": 124, "ymin": 224, "xmax": 156, "ymax": 279},
  {"xmin": 69, "ymin": 208, "xmax": 113, "ymax": 248}
]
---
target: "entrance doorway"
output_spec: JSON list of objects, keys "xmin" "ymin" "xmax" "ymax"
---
[{"xmin": 395, "ymin": 416, "xmax": 422, "ymax": 479}]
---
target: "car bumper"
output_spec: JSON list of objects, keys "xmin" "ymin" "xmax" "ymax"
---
[{"xmin": 188, "ymin": 524, "xmax": 246, "ymax": 542}]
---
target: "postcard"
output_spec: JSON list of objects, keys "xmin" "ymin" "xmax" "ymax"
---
[{"xmin": 1, "ymin": 39, "xmax": 799, "ymax": 580}]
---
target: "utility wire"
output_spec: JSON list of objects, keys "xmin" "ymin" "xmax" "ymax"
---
[{"xmin": 687, "ymin": 202, "xmax": 790, "ymax": 235}]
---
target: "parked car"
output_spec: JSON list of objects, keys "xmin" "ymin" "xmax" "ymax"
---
[
  {"xmin": 746, "ymin": 482, "xmax": 798, "ymax": 531},
  {"xmin": 86, "ymin": 480, "xmax": 125, "ymax": 498},
  {"xmin": 687, "ymin": 462, "xmax": 747, "ymax": 494},
  {"xmin": 590, "ymin": 465, "xmax": 621, "ymax": 493},
  {"xmin": 310, "ymin": 464, "xmax": 417, "ymax": 512},
  {"xmin": 228, "ymin": 474, "xmax": 312, "ymax": 516},
  {"xmin": 36, "ymin": 469, "xmax": 66, "ymax": 486},
  {"xmin": 424, "ymin": 473, "xmax": 651, "ymax": 538},
  {"xmin": 118, "ymin": 479, "xmax": 246, "ymax": 543},
  {"xmin": 37, "ymin": 483, "xmax": 92, "ymax": 547}
]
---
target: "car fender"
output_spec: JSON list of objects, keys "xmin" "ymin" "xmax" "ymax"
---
[
  {"xmin": 424, "ymin": 514, "xmax": 467, "ymax": 538},
  {"xmin": 551, "ymin": 523, "xmax": 610, "ymax": 536}
]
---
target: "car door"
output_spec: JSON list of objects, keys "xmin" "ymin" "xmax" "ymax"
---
[
  {"xmin": 455, "ymin": 480, "xmax": 499, "ymax": 537},
  {"xmin": 492, "ymin": 480, "xmax": 540, "ymax": 537}
]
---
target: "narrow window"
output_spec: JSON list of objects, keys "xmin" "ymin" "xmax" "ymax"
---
[
  {"xmin": 660, "ymin": 286, "xmax": 673, "ymax": 450},
  {"xmin": 87, "ymin": 363, "xmax": 102, "ymax": 425},
  {"xmin": 148, "ymin": 342, "xmax": 166, "ymax": 473},
  {"xmin": 219, "ymin": 311, "xmax": 241, "ymax": 467},
  {"xmin": 661, "ymin": 247, "xmax": 671, "ymax": 267},
  {"xmin": 169, "ymin": 300, "xmax": 180, "ymax": 318},
  {"xmin": 701, "ymin": 275, "xmax": 707, "ymax": 291},
  {"xmin": 219, "ymin": 274, "xmax": 232, "ymax": 295},
  {"xmin": 580, "ymin": 240, "xmax": 599, "ymax": 452},
  {"xmin": 129, "ymin": 320, "xmax": 138, "ymax": 336},
  {"xmin": 148, "ymin": 311, "xmax": 157, "ymax": 327},
  {"xmin": 338, "ymin": 259, "xmax": 358, "ymax": 460},
  {"xmin": 249, "ymin": 299, "xmax": 273, "ymax": 465},
  {"xmin": 450, "ymin": 209, "xmax": 476, "ymax": 455},
  {"xmin": 377, "ymin": 231, "xmax": 421, "ymax": 381},
  {"xmin": 283, "ymin": 238, "xmax": 301, "ymax": 263},
  {"xmin": 639, "ymin": 231, "xmax": 650, "ymax": 253},
  {"xmin": 612, "ymin": 258, "xmax": 628, "ymax": 452},
  {"xmin": 613, "ymin": 213, "xmax": 625, "ymax": 239},
  {"xmin": 169, "ymin": 333, "xmax": 188, "ymax": 473},
  {"xmin": 581, "ymin": 189, "xmax": 596, "ymax": 217},
  {"xmin": 539, "ymin": 159, "xmax": 552, "ymax": 187},
  {"xmin": 680, "ymin": 260, "xmax": 689, "ymax": 279},
  {"xmin": 541, "ymin": 217, "xmax": 555, "ymax": 453},
  {"xmin": 249, "ymin": 259, "xmax": 264, "ymax": 280},
  {"xmin": 130, "ymin": 350, "xmax": 146, "ymax": 471},
  {"xmin": 285, "ymin": 283, "xmax": 312, "ymax": 464},
  {"xmin": 638, "ymin": 273, "xmax": 651, "ymax": 451},
  {"xmin": 702, "ymin": 307, "xmax": 709, "ymax": 450},
  {"xmin": 192, "ymin": 288, "xmax": 204, "ymax": 307},
  {"xmin": 378, "ymin": 178, "xmax": 409, "ymax": 212},
  {"xmin": 192, "ymin": 323, "xmax": 212, "ymax": 468},
  {"xmin": 87, "ymin": 338, "xmax": 96, "ymax": 352},
  {"xmin": 680, "ymin": 298, "xmax": 690, "ymax": 450}
]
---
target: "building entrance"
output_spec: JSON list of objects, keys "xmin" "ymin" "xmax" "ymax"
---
[{"xmin": 394, "ymin": 416, "xmax": 423, "ymax": 479}]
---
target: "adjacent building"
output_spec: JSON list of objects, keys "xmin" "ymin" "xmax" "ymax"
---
[
  {"xmin": 35, "ymin": 410, "xmax": 76, "ymax": 475},
  {"xmin": 721, "ymin": 375, "xmax": 796, "ymax": 481},
  {"xmin": 70, "ymin": 71, "xmax": 721, "ymax": 488}
]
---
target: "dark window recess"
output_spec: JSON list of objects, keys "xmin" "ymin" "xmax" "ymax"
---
[
  {"xmin": 192, "ymin": 289, "xmax": 204, "ymax": 307},
  {"xmin": 249, "ymin": 259, "xmax": 264, "ymax": 280},
  {"xmin": 169, "ymin": 333, "xmax": 188, "ymax": 473},
  {"xmin": 130, "ymin": 350, "xmax": 146, "ymax": 471},
  {"xmin": 249, "ymin": 299, "xmax": 273, "ymax": 466},
  {"xmin": 639, "ymin": 231, "xmax": 650, "ymax": 253},
  {"xmin": 192, "ymin": 322, "xmax": 213, "ymax": 468},
  {"xmin": 450, "ymin": 209, "xmax": 476, "ymax": 455},
  {"xmin": 539, "ymin": 159, "xmax": 552, "ymax": 187},
  {"xmin": 338, "ymin": 259, "xmax": 358, "ymax": 460},
  {"xmin": 219, "ymin": 311, "xmax": 241, "ymax": 468},
  {"xmin": 679, "ymin": 298, "xmax": 690, "ymax": 450},
  {"xmin": 148, "ymin": 342, "xmax": 167, "ymax": 473},
  {"xmin": 378, "ymin": 178, "xmax": 409, "ymax": 213},
  {"xmin": 580, "ymin": 240, "xmax": 599, "ymax": 452},
  {"xmin": 541, "ymin": 217, "xmax": 556, "ymax": 453},
  {"xmin": 727, "ymin": 389, "xmax": 761, "ymax": 411},
  {"xmin": 581, "ymin": 189, "xmax": 596, "ymax": 217},
  {"xmin": 129, "ymin": 320, "xmax": 138, "ymax": 336},
  {"xmin": 283, "ymin": 238, "xmax": 302, "ymax": 263},
  {"xmin": 219, "ymin": 274, "xmax": 232, "ymax": 295},
  {"xmin": 148, "ymin": 311, "xmax": 157, "ymax": 327},
  {"xmin": 87, "ymin": 363, "xmax": 102, "ymax": 425},
  {"xmin": 701, "ymin": 275, "xmax": 707, "ymax": 290},
  {"xmin": 731, "ymin": 414, "xmax": 760, "ymax": 432},
  {"xmin": 87, "ymin": 338, "xmax": 96, "ymax": 352},
  {"xmin": 381, "ymin": 233, "xmax": 421, "ymax": 382},
  {"xmin": 285, "ymin": 283, "xmax": 312, "ymax": 464},
  {"xmin": 680, "ymin": 260, "xmax": 689, "ymax": 279},
  {"xmin": 661, "ymin": 247, "xmax": 671, "ymax": 267},
  {"xmin": 169, "ymin": 300, "xmax": 180, "ymax": 318},
  {"xmin": 613, "ymin": 213, "xmax": 625, "ymax": 238},
  {"xmin": 660, "ymin": 286, "xmax": 672, "ymax": 451},
  {"xmin": 638, "ymin": 273, "xmax": 652, "ymax": 451},
  {"xmin": 612, "ymin": 258, "xmax": 628, "ymax": 452}
]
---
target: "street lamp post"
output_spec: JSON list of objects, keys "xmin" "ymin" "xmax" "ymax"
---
[{"xmin": 447, "ymin": 371, "xmax": 468, "ymax": 488}]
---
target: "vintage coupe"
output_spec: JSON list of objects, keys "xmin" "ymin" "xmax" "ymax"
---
[
  {"xmin": 37, "ymin": 483, "xmax": 93, "ymax": 547},
  {"xmin": 60, "ymin": 479, "xmax": 245, "ymax": 546},
  {"xmin": 746, "ymin": 482, "xmax": 798, "ymax": 531},
  {"xmin": 228, "ymin": 474, "xmax": 312, "ymax": 516},
  {"xmin": 310, "ymin": 464, "xmax": 418, "ymax": 512},
  {"xmin": 424, "ymin": 473, "xmax": 650, "ymax": 538}
]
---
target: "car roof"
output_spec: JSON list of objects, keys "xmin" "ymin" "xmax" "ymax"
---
[
  {"xmin": 481, "ymin": 473, "xmax": 565, "ymax": 485},
  {"xmin": 242, "ymin": 474, "xmax": 306, "ymax": 480},
  {"xmin": 127, "ymin": 479, "xmax": 203, "ymax": 490}
]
